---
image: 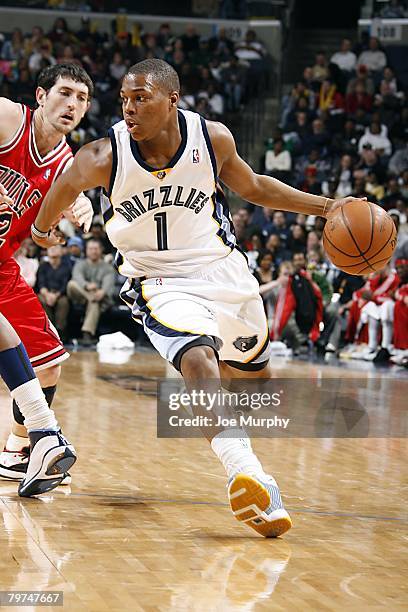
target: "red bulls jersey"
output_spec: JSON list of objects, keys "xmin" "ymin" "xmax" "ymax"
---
[
  {"xmin": 0, "ymin": 104, "xmax": 72, "ymax": 262},
  {"xmin": 354, "ymin": 271, "xmax": 400, "ymax": 304}
]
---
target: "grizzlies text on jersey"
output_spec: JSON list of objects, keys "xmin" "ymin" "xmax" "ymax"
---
[{"xmin": 102, "ymin": 109, "xmax": 236, "ymax": 277}]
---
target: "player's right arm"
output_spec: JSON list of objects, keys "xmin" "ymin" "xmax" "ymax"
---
[
  {"xmin": 0, "ymin": 98, "xmax": 23, "ymax": 144},
  {"xmin": 31, "ymin": 138, "xmax": 112, "ymax": 248},
  {"xmin": 0, "ymin": 98, "xmax": 25, "ymax": 207}
]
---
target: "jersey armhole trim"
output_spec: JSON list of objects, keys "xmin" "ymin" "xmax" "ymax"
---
[
  {"xmin": 107, "ymin": 127, "xmax": 118, "ymax": 197},
  {"xmin": 199, "ymin": 116, "xmax": 217, "ymax": 182}
]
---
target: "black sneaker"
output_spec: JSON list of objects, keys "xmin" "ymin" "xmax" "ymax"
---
[{"xmin": 373, "ymin": 347, "xmax": 391, "ymax": 364}]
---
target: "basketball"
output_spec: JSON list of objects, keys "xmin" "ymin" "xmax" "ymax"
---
[{"xmin": 323, "ymin": 201, "xmax": 397, "ymax": 276}]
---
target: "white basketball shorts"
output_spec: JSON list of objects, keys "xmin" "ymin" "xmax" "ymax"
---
[{"xmin": 120, "ymin": 248, "xmax": 270, "ymax": 371}]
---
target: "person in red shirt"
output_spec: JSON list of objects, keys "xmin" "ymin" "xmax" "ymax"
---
[
  {"xmin": 0, "ymin": 63, "xmax": 94, "ymax": 486},
  {"xmin": 346, "ymin": 266, "xmax": 400, "ymax": 356},
  {"xmin": 345, "ymin": 82, "xmax": 372, "ymax": 115},
  {"xmin": 270, "ymin": 258, "xmax": 323, "ymax": 348},
  {"xmin": 393, "ymin": 259, "xmax": 408, "ymax": 351}
]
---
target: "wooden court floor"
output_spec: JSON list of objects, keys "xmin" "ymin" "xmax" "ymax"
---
[{"xmin": 0, "ymin": 350, "xmax": 407, "ymax": 611}]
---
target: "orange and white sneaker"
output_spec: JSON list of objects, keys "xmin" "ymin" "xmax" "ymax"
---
[{"xmin": 228, "ymin": 473, "xmax": 292, "ymax": 538}]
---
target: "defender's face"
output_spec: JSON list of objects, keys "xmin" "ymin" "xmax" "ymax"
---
[
  {"xmin": 120, "ymin": 73, "xmax": 176, "ymax": 141},
  {"xmin": 37, "ymin": 76, "xmax": 90, "ymax": 135}
]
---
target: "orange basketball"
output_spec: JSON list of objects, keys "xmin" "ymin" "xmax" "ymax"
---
[{"xmin": 323, "ymin": 201, "xmax": 397, "ymax": 275}]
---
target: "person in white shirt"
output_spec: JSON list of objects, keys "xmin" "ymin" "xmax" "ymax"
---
[
  {"xmin": 357, "ymin": 37, "xmax": 387, "ymax": 74},
  {"xmin": 234, "ymin": 29, "xmax": 265, "ymax": 61},
  {"xmin": 28, "ymin": 44, "xmax": 57, "ymax": 78},
  {"xmin": 264, "ymin": 139, "xmax": 292, "ymax": 179},
  {"xmin": 330, "ymin": 39, "xmax": 356, "ymax": 73},
  {"xmin": 358, "ymin": 121, "xmax": 392, "ymax": 156},
  {"xmin": 14, "ymin": 240, "xmax": 39, "ymax": 288}
]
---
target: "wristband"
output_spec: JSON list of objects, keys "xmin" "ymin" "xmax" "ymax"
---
[
  {"xmin": 31, "ymin": 223, "xmax": 49, "ymax": 239},
  {"xmin": 322, "ymin": 198, "xmax": 329, "ymax": 216}
]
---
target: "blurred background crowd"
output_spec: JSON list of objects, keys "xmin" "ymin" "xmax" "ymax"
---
[
  {"xmin": 242, "ymin": 30, "xmax": 408, "ymax": 363},
  {"xmin": 0, "ymin": 17, "xmax": 269, "ymax": 142},
  {"xmin": 0, "ymin": 4, "xmax": 407, "ymax": 364}
]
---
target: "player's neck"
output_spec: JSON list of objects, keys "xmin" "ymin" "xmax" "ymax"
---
[
  {"xmin": 32, "ymin": 109, "xmax": 64, "ymax": 157},
  {"xmin": 137, "ymin": 115, "xmax": 181, "ymax": 165}
]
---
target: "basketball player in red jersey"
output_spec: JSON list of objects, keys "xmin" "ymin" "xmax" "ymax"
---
[{"xmin": 0, "ymin": 64, "xmax": 94, "ymax": 490}]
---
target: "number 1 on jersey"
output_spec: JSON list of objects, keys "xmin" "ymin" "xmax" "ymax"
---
[{"xmin": 154, "ymin": 212, "xmax": 168, "ymax": 250}]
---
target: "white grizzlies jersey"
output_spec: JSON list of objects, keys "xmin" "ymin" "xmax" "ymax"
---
[{"xmin": 101, "ymin": 109, "xmax": 237, "ymax": 278}]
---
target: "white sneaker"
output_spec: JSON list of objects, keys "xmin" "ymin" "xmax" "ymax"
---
[
  {"xmin": 349, "ymin": 347, "xmax": 376, "ymax": 361},
  {"xmin": 228, "ymin": 473, "xmax": 292, "ymax": 538},
  {"xmin": 0, "ymin": 447, "xmax": 30, "ymax": 480},
  {"xmin": 0, "ymin": 448, "xmax": 71, "ymax": 485},
  {"xmin": 18, "ymin": 430, "xmax": 76, "ymax": 497}
]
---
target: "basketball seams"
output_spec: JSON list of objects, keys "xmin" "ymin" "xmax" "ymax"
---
[
  {"xmin": 325, "ymin": 221, "xmax": 395, "ymax": 271},
  {"xmin": 337, "ymin": 254, "xmax": 392, "ymax": 273},
  {"xmin": 340, "ymin": 205, "xmax": 375, "ymax": 271},
  {"xmin": 364, "ymin": 202, "xmax": 375, "ymax": 254},
  {"xmin": 323, "ymin": 233, "xmax": 363, "ymax": 259},
  {"xmin": 323, "ymin": 202, "xmax": 397, "ymax": 275}
]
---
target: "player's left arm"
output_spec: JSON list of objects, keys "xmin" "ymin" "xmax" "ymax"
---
[
  {"xmin": 208, "ymin": 122, "xmax": 364, "ymax": 217},
  {"xmin": 60, "ymin": 158, "xmax": 93, "ymax": 232},
  {"xmin": 32, "ymin": 138, "xmax": 112, "ymax": 248}
]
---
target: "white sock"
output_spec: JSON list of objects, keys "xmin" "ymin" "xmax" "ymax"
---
[
  {"xmin": 211, "ymin": 428, "xmax": 271, "ymax": 481},
  {"xmin": 381, "ymin": 321, "xmax": 393, "ymax": 350},
  {"xmin": 11, "ymin": 379, "xmax": 59, "ymax": 433},
  {"xmin": 5, "ymin": 432, "xmax": 29, "ymax": 452},
  {"xmin": 367, "ymin": 316, "xmax": 379, "ymax": 351}
]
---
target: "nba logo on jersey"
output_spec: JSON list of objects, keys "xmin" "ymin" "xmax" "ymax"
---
[
  {"xmin": 192, "ymin": 149, "xmax": 200, "ymax": 163},
  {"xmin": 156, "ymin": 171, "xmax": 166, "ymax": 180},
  {"xmin": 43, "ymin": 168, "xmax": 51, "ymax": 180}
]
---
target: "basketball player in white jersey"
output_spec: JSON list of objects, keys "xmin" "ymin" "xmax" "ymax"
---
[{"xmin": 31, "ymin": 59, "xmax": 364, "ymax": 537}]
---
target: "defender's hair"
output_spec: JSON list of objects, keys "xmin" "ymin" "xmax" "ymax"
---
[
  {"xmin": 126, "ymin": 59, "xmax": 180, "ymax": 94},
  {"xmin": 37, "ymin": 63, "xmax": 94, "ymax": 98}
]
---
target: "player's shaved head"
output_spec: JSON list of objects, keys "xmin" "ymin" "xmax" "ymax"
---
[{"xmin": 126, "ymin": 59, "xmax": 180, "ymax": 94}]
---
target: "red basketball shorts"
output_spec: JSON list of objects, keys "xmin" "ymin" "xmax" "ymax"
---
[{"xmin": 0, "ymin": 258, "xmax": 69, "ymax": 371}]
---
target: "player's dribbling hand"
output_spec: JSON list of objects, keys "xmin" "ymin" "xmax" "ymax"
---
[
  {"xmin": 327, "ymin": 196, "xmax": 368, "ymax": 216},
  {"xmin": 0, "ymin": 183, "xmax": 13, "ymax": 209}
]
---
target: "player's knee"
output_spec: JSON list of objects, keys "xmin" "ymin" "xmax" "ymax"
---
[
  {"xmin": 37, "ymin": 365, "xmax": 61, "ymax": 388},
  {"xmin": 180, "ymin": 345, "xmax": 218, "ymax": 379},
  {"xmin": 0, "ymin": 313, "xmax": 20, "ymax": 351}
]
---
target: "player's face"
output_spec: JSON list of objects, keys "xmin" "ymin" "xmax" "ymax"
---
[
  {"xmin": 37, "ymin": 76, "xmax": 90, "ymax": 135},
  {"xmin": 120, "ymin": 73, "xmax": 178, "ymax": 141}
]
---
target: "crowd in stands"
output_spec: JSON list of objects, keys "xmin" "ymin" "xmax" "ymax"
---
[
  {"xmin": 14, "ymin": 229, "xmax": 138, "ymax": 347},
  {"xmin": 243, "ymin": 33, "xmax": 408, "ymax": 363},
  {"xmin": 0, "ymin": 17, "xmax": 267, "ymax": 147}
]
